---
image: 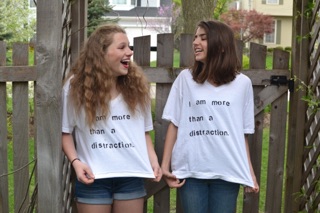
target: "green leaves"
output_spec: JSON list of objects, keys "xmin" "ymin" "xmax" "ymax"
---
[{"xmin": 0, "ymin": 0, "xmax": 36, "ymax": 44}]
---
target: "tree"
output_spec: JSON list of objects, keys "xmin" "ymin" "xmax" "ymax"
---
[
  {"xmin": 220, "ymin": 9, "xmax": 274, "ymax": 43},
  {"xmin": 181, "ymin": 0, "xmax": 231, "ymax": 33},
  {"xmin": 87, "ymin": 0, "xmax": 117, "ymax": 36},
  {"xmin": 0, "ymin": 0, "xmax": 36, "ymax": 44},
  {"xmin": 0, "ymin": 24, "xmax": 13, "ymax": 41},
  {"xmin": 149, "ymin": 3, "xmax": 183, "ymax": 49}
]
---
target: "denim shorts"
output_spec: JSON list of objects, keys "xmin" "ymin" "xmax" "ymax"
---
[
  {"xmin": 74, "ymin": 177, "xmax": 146, "ymax": 205},
  {"xmin": 178, "ymin": 178, "xmax": 240, "ymax": 213}
]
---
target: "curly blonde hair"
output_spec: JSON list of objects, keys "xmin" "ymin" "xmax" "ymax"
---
[{"xmin": 65, "ymin": 24, "xmax": 150, "ymax": 127}]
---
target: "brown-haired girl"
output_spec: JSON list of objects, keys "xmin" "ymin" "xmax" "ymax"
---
[{"xmin": 161, "ymin": 20, "xmax": 259, "ymax": 213}]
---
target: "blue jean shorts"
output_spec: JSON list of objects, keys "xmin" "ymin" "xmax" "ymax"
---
[{"xmin": 74, "ymin": 177, "xmax": 146, "ymax": 205}]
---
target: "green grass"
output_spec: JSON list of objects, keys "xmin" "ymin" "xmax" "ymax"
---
[{"xmin": 150, "ymin": 50, "xmax": 180, "ymax": 68}]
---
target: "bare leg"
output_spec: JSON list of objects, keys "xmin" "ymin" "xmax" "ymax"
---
[
  {"xmin": 77, "ymin": 203, "xmax": 112, "ymax": 213},
  {"xmin": 112, "ymin": 198, "xmax": 144, "ymax": 213}
]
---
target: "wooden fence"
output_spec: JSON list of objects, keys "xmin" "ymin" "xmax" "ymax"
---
[
  {"xmin": 0, "ymin": 32, "xmax": 292, "ymax": 212},
  {"xmin": 286, "ymin": 0, "xmax": 320, "ymax": 212},
  {"xmin": 0, "ymin": 42, "xmax": 37, "ymax": 213}
]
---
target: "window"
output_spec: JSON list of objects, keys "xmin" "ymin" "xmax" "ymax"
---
[
  {"xmin": 110, "ymin": 0, "xmax": 136, "ymax": 10},
  {"xmin": 29, "ymin": 0, "xmax": 36, "ymax": 8},
  {"xmin": 113, "ymin": 0, "xmax": 127, "ymax": 4},
  {"xmin": 140, "ymin": 0, "xmax": 159, "ymax": 7},
  {"xmin": 264, "ymin": 21, "xmax": 276, "ymax": 44},
  {"xmin": 110, "ymin": 0, "xmax": 136, "ymax": 6},
  {"xmin": 266, "ymin": 0, "xmax": 279, "ymax": 4}
]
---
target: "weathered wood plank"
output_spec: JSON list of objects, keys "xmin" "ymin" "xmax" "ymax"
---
[
  {"xmin": 285, "ymin": 1, "xmax": 309, "ymax": 211},
  {"xmin": 153, "ymin": 33, "xmax": 174, "ymax": 213},
  {"xmin": 12, "ymin": 43, "xmax": 30, "ymax": 212},
  {"xmin": 236, "ymin": 40, "xmax": 244, "ymax": 68},
  {"xmin": 142, "ymin": 67, "xmax": 289, "ymax": 84},
  {"xmin": 264, "ymin": 48, "xmax": 289, "ymax": 212},
  {"xmin": 36, "ymin": 0, "xmax": 63, "ymax": 211},
  {"xmin": 0, "ymin": 41, "xmax": 9, "ymax": 213},
  {"xmin": 0, "ymin": 41, "xmax": 6, "ymax": 65},
  {"xmin": 254, "ymin": 85, "xmax": 288, "ymax": 115},
  {"xmin": 242, "ymin": 88, "xmax": 264, "ymax": 213},
  {"xmin": 265, "ymin": 92, "xmax": 288, "ymax": 212},
  {"xmin": 0, "ymin": 66, "xmax": 37, "ymax": 82},
  {"xmin": 243, "ymin": 42, "xmax": 267, "ymax": 212},
  {"xmin": 134, "ymin": 35, "xmax": 151, "ymax": 66},
  {"xmin": 179, "ymin": 34, "xmax": 193, "ymax": 67},
  {"xmin": 0, "ymin": 83, "xmax": 8, "ymax": 213}
]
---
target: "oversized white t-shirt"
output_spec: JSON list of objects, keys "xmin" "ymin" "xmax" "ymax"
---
[
  {"xmin": 162, "ymin": 69, "xmax": 255, "ymax": 187},
  {"xmin": 62, "ymin": 78, "xmax": 155, "ymax": 179}
]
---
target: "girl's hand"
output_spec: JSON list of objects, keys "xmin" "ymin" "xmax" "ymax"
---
[
  {"xmin": 72, "ymin": 160, "xmax": 95, "ymax": 185},
  {"xmin": 162, "ymin": 169, "xmax": 185, "ymax": 188},
  {"xmin": 244, "ymin": 176, "xmax": 259, "ymax": 193},
  {"xmin": 152, "ymin": 164, "xmax": 162, "ymax": 182}
]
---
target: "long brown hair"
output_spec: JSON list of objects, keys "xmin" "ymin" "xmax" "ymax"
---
[
  {"xmin": 65, "ymin": 24, "xmax": 150, "ymax": 127},
  {"xmin": 192, "ymin": 20, "xmax": 241, "ymax": 85}
]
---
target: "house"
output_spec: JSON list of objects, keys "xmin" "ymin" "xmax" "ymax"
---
[
  {"xmin": 230, "ymin": 0, "xmax": 293, "ymax": 49},
  {"xmin": 106, "ymin": 0, "xmax": 172, "ymax": 58}
]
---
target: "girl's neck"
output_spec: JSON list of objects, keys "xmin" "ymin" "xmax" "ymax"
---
[{"xmin": 110, "ymin": 81, "xmax": 120, "ymax": 100}]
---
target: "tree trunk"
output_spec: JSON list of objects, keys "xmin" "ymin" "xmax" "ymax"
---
[{"xmin": 181, "ymin": 0, "xmax": 218, "ymax": 33}]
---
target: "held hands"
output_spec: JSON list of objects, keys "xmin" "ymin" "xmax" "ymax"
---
[
  {"xmin": 72, "ymin": 160, "xmax": 95, "ymax": 185},
  {"xmin": 162, "ymin": 169, "xmax": 185, "ymax": 188},
  {"xmin": 151, "ymin": 163, "xmax": 162, "ymax": 182}
]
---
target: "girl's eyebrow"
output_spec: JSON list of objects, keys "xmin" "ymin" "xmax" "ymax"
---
[{"xmin": 195, "ymin": 33, "xmax": 207, "ymax": 38}]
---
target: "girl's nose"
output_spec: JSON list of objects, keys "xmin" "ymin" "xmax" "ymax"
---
[
  {"xmin": 193, "ymin": 38, "xmax": 199, "ymax": 45},
  {"xmin": 126, "ymin": 48, "xmax": 133, "ymax": 56}
]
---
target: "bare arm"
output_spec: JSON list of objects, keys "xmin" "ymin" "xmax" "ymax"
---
[
  {"xmin": 145, "ymin": 132, "xmax": 162, "ymax": 182},
  {"xmin": 62, "ymin": 133, "xmax": 95, "ymax": 184},
  {"xmin": 244, "ymin": 134, "xmax": 259, "ymax": 193},
  {"xmin": 161, "ymin": 122, "xmax": 185, "ymax": 188}
]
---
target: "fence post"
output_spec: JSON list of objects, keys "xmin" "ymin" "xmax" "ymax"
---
[
  {"xmin": 153, "ymin": 33, "xmax": 174, "ymax": 213},
  {"xmin": 36, "ymin": 0, "xmax": 63, "ymax": 212}
]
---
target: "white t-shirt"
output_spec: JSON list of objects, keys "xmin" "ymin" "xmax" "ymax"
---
[
  {"xmin": 62, "ymin": 78, "xmax": 155, "ymax": 179},
  {"xmin": 162, "ymin": 69, "xmax": 255, "ymax": 187}
]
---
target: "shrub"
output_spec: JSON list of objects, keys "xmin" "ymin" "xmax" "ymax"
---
[
  {"xmin": 284, "ymin": 46, "xmax": 292, "ymax": 51},
  {"xmin": 242, "ymin": 54, "xmax": 249, "ymax": 69}
]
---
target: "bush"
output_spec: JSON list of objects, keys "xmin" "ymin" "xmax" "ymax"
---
[
  {"xmin": 274, "ymin": 46, "xmax": 284, "ymax": 50},
  {"xmin": 242, "ymin": 54, "xmax": 249, "ymax": 69},
  {"xmin": 267, "ymin": 47, "xmax": 273, "ymax": 53},
  {"xmin": 284, "ymin": 46, "xmax": 292, "ymax": 51}
]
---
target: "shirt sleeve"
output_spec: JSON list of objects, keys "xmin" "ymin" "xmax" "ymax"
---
[
  {"xmin": 243, "ymin": 78, "xmax": 255, "ymax": 134},
  {"xmin": 162, "ymin": 70, "xmax": 185, "ymax": 127},
  {"xmin": 61, "ymin": 79, "xmax": 75, "ymax": 133},
  {"xmin": 144, "ymin": 102, "xmax": 154, "ymax": 132}
]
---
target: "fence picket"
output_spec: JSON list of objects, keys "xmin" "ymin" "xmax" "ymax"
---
[
  {"xmin": 0, "ymin": 41, "xmax": 9, "ymax": 213},
  {"xmin": 12, "ymin": 43, "xmax": 30, "ymax": 212}
]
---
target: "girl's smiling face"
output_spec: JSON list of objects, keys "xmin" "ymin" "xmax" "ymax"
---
[
  {"xmin": 105, "ymin": 32, "xmax": 133, "ymax": 77},
  {"xmin": 193, "ymin": 27, "xmax": 208, "ymax": 64}
]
